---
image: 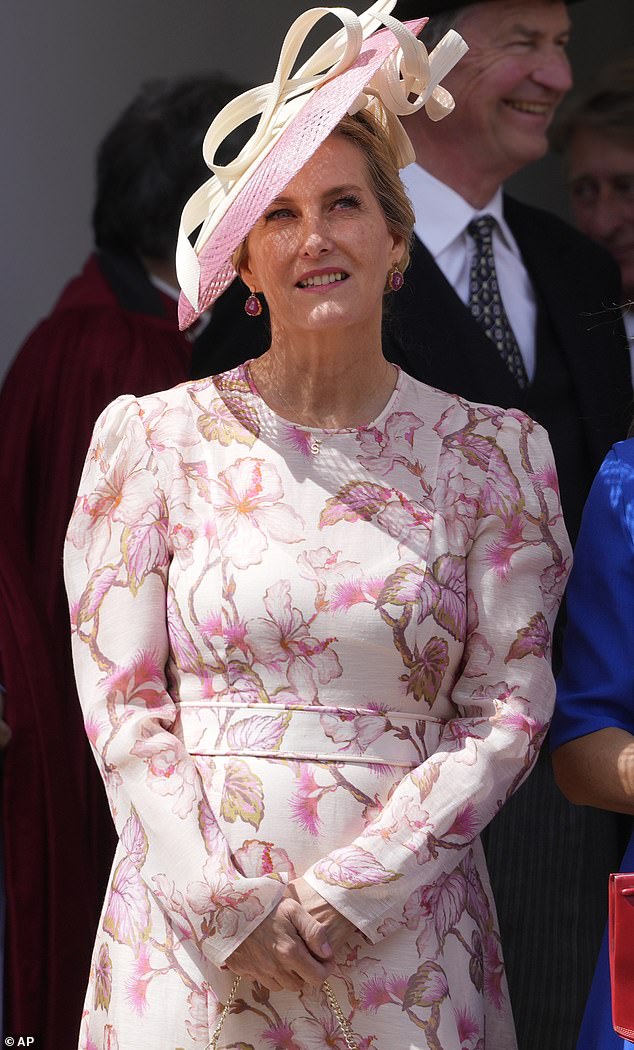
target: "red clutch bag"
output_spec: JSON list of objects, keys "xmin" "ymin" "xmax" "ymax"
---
[{"xmin": 609, "ymin": 873, "xmax": 634, "ymax": 1039}]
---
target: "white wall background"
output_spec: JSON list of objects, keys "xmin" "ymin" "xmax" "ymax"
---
[{"xmin": 2, "ymin": 0, "xmax": 632, "ymax": 381}]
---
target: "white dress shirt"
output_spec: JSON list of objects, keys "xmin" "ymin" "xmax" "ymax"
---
[
  {"xmin": 623, "ymin": 307, "xmax": 634, "ymax": 384},
  {"xmin": 401, "ymin": 162, "xmax": 537, "ymax": 382}
]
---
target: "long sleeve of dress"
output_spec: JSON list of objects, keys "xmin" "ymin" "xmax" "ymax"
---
[
  {"xmin": 64, "ymin": 396, "xmax": 286, "ymax": 967},
  {"xmin": 551, "ymin": 443, "xmax": 634, "ymax": 750},
  {"xmin": 302, "ymin": 410, "xmax": 572, "ymax": 941}
]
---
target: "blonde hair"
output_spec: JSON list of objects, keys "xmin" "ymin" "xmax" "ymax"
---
[{"xmin": 233, "ymin": 107, "xmax": 415, "ymax": 281}]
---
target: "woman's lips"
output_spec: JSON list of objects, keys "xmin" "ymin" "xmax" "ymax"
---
[{"xmin": 296, "ymin": 270, "xmax": 349, "ymax": 289}]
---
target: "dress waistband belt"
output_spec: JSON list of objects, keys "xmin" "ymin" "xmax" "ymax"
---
[{"xmin": 174, "ymin": 701, "xmax": 444, "ymax": 767}]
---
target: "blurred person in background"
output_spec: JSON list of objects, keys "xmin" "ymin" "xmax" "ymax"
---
[
  {"xmin": 551, "ymin": 422, "xmax": 634, "ymax": 1049},
  {"xmin": 0, "ymin": 74, "xmax": 265, "ymax": 1048},
  {"xmin": 0, "ymin": 507, "xmax": 92, "ymax": 1048},
  {"xmin": 551, "ymin": 51, "xmax": 634, "ymax": 379}
]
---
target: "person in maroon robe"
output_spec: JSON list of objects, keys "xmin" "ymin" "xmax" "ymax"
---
[
  {"xmin": 0, "ymin": 500, "xmax": 93, "ymax": 1048},
  {"xmin": 0, "ymin": 74, "xmax": 266, "ymax": 1047}
]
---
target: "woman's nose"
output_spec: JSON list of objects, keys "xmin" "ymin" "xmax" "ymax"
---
[{"xmin": 299, "ymin": 216, "xmax": 331, "ymax": 256}]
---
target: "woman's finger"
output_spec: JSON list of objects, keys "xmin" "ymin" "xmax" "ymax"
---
[{"xmin": 286, "ymin": 901, "xmax": 332, "ymax": 960}]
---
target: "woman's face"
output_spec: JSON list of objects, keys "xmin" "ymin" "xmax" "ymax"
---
[{"xmin": 239, "ymin": 134, "xmax": 404, "ymax": 340}]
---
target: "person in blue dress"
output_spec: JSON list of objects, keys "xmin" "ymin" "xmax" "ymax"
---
[{"xmin": 552, "ymin": 435, "xmax": 634, "ymax": 1049}]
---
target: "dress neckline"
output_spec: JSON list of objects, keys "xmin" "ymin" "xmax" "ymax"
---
[{"xmin": 244, "ymin": 361, "xmax": 404, "ymax": 437}]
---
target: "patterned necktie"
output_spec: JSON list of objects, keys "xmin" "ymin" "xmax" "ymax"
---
[{"xmin": 467, "ymin": 215, "xmax": 528, "ymax": 389}]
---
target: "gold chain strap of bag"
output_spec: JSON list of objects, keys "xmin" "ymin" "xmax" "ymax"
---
[{"xmin": 205, "ymin": 976, "xmax": 359, "ymax": 1050}]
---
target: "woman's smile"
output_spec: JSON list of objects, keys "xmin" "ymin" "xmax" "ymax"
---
[{"xmin": 296, "ymin": 268, "xmax": 350, "ymax": 291}]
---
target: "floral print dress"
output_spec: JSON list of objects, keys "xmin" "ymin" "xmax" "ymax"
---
[{"xmin": 64, "ymin": 364, "xmax": 571, "ymax": 1050}]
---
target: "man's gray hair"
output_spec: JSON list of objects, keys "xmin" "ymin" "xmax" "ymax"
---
[
  {"xmin": 550, "ymin": 52, "xmax": 634, "ymax": 153},
  {"xmin": 421, "ymin": 6, "xmax": 473, "ymax": 52}
]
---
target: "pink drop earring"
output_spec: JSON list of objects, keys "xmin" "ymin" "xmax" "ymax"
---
[
  {"xmin": 244, "ymin": 292, "xmax": 263, "ymax": 317},
  {"xmin": 387, "ymin": 266, "xmax": 404, "ymax": 292}
]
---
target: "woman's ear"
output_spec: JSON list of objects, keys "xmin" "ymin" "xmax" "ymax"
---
[
  {"xmin": 237, "ymin": 252, "xmax": 257, "ymax": 294},
  {"xmin": 390, "ymin": 232, "xmax": 406, "ymax": 270}
]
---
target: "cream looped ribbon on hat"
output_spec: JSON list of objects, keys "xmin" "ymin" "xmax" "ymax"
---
[{"xmin": 176, "ymin": 0, "xmax": 467, "ymax": 313}]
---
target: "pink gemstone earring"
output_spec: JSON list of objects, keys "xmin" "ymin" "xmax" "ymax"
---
[
  {"xmin": 387, "ymin": 266, "xmax": 404, "ymax": 292},
  {"xmin": 244, "ymin": 292, "xmax": 263, "ymax": 317}
]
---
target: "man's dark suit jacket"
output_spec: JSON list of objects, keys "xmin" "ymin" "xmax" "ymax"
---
[{"xmin": 384, "ymin": 195, "xmax": 634, "ymax": 1050}]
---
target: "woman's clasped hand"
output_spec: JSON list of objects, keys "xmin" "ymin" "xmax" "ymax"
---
[{"xmin": 225, "ymin": 878, "xmax": 358, "ymax": 991}]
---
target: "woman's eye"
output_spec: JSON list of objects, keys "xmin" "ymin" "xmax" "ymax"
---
[
  {"xmin": 333, "ymin": 194, "xmax": 362, "ymax": 210},
  {"xmin": 264, "ymin": 207, "xmax": 294, "ymax": 221}
]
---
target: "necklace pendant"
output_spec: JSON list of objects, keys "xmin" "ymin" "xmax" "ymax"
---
[{"xmin": 310, "ymin": 438, "xmax": 321, "ymax": 456}]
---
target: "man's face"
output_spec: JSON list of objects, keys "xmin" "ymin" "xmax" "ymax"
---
[
  {"xmin": 443, "ymin": 1, "xmax": 572, "ymax": 182},
  {"xmin": 567, "ymin": 127, "xmax": 634, "ymax": 297}
]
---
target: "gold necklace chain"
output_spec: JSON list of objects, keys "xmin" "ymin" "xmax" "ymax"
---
[{"xmin": 249, "ymin": 360, "xmax": 396, "ymax": 436}]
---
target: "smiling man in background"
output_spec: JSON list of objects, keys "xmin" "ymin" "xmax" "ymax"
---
[
  {"xmin": 385, "ymin": 2, "xmax": 633, "ymax": 1048},
  {"xmin": 552, "ymin": 52, "xmax": 634, "ymax": 377}
]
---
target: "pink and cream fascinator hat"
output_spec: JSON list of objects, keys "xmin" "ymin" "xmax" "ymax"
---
[{"xmin": 176, "ymin": 0, "xmax": 467, "ymax": 329}]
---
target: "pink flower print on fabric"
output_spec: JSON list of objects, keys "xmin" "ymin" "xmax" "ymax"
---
[
  {"xmin": 284, "ymin": 426, "xmax": 319, "ymax": 459},
  {"xmin": 289, "ymin": 763, "xmax": 335, "ymax": 837},
  {"xmin": 378, "ymin": 554, "xmax": 467, "ymax": 641},
  {"xmin": 120, "ymin": 806, "xmax": 149, "ymax": 867},
  {"xmin": 131, "ymin": 735, "xmax": 198, "ymax": 818},
  {"xmin": 262, "ymin": 1018, "xmax": 303, "ymax": 1050},
  {"xmin": 313, "ymin": 845, "xmax": 402, "ymax": 889},
  {"xmin": 506, "ymin": 611, "xmax": 551, "ymax": 663},
  {"xmin": 197, "ymin": 394, "xmax": 259, "ymax": 449},
  {"xmin": 403, "ymin": 960, "xmax": 450, "ymax": 1016},
  {"xmin": 329, "ymin": 574, "xmax": 384, "ymax": 612},
  {"xmin": 151, "ymin": 875, "xmax": 197, "ymax": 942},
  {"xmin": 233, "ymin": 839, "xmax": 296, "ymax": 879},
  {"xmin": 68, "ymin": 431, "xmax": 156, "ymax": 560},
  {"xmin": 187, "ymin": 862, "xmax": 265, "ymax": 940},
  {"xmin": 79, "ymin": 1015, "xmax": 99, "ymax": 1050},
  {"xmin": 94, "ymin": 942, "xmax": 113, "ymax": 1011},
  {"xmin": 359, "ymin": 973, "xmax": 409, "ymax": 1012},
  {"xmin": 375, "ymin": 493, "xmax": 435, "ymax": 553},
  {"xmin": 225, "ymin": 711, "xmax": 292, "ymax": 752},
  {"xmin": 454, "ymin": 1005, "xmax": 481, "ymax": 1045},
  {"xmin": 296, "ymin": 546, "xmax": 360, "ymax": 611},
  {"xmin": 540, "ymin": 558, "xmax": 571, "ymax": 615},
  {"xmin": 319, "ymin": 708, "xmax": 389, "ymax": 753},
  {"xmin": 483, "ymin": 932, "xmax": 506, "ymax": 1010},
  {"xmin": 140, "ymin": 399, "xmax": 199, "ymax": 461},
  {"xmin": 185, "ymin": 985, "xmax": 214, "ymax": 1045},
  {"xmin": 166, "ymin": 588, "xmax": 205, "ymax": 674},
  {"xmin": 105, "ymin": 652, "xmax": 167, "ymax": 729},
  {"xmin": 220, "ymin": 757, "xmax": 265, "ymax": 831},
  {"xmin": 483, "ymin": 512, "xmax": 526, "ymax": 580},
  {"xmin": 121, "ymin": 500, "xmax": 170, "ymax": 590},
  {"xmin": 70, "ymin": 564, "xmax": 119, "ymax": 641},
  {"xmin": 103, "ymin": 1026, "xmax": 120, "ymax": 1050},
  {"xmin": 102, "ymin": 856, "xmax": 151, "ymax": 948},
  {"xmin": 361, "ymin": 791, "xmax": 434, "ymax": 864},
  {"xmin": 356, "ymin": 412, "xmax": 425, "ymax": 477},
  {"xmin": 125, "ymin": 943, "xmax": 153, "ymax": 1016},
  {"xmin": 433, "ymin": 451, "xmax": 481, "ymax": 549},
  {"xmin": 209, "ymin": 458, "xmax": 304, "ymax": 569},
  {"xmin": 246, "ymin": 580, "xmax": 342, "ymax": 701}
]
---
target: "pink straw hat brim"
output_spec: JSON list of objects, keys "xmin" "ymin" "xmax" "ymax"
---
[{"xmin": 178, "ymin": 18, "xmax": 427, "ymax": 330}]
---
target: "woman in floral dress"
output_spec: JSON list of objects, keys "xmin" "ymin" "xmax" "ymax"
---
[{"xmin": 64, "ymin": 5, "xmax": 571, "ymax": 1049}]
